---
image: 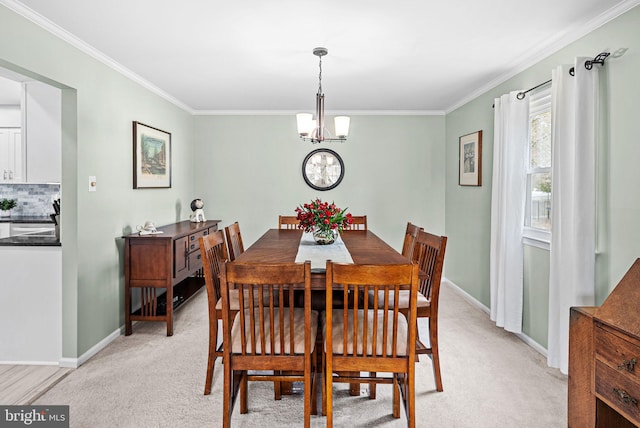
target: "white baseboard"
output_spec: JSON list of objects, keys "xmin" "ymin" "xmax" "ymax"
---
[
  {"xmin": 442, "ymin": 277, "xmax": 490, "ymax": 315},
  {"xmin": 514, "ymin": 331, "xmax": 548, "ymax": 357},
  {"xmin": 0, "ymin": 360, "xmax": 59, "ymax": 366},
  {"xmin": 443, "ymin": 277, "xmax": 547, "ymax": 357},
  {"xmin": 59, "ymin": 328, "xmax": 122, "ymax": 368}
]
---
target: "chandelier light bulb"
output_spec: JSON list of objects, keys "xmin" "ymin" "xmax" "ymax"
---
[{"xmin": 334, "ymin": 116, "xmax": 350, "ymax": 139}]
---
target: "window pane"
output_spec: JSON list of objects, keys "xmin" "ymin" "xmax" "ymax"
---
[
  {"xmin": 530, "ymin": 110, "xmax": 551, "ymax": 169},
  {"xmin": 530, "ymin": 172, "xmax": 551, "ymax": 230}
]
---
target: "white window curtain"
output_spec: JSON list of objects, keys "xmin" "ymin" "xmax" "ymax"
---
[
  {"xmin": 547, "ymin": 58, "xmax": 598, "ymax": 374},
  {"xmin": 490, "ymin": 91, "xmax": 529, "ymax": 333}
]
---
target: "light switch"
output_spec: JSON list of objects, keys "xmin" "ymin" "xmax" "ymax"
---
[{"xmin": 89, "ymin": 176, "xmax": 97, "ymax": 192}]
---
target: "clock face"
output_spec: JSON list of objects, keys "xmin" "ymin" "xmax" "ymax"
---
[{"xmin": 302, "ymin": 149, "xmax": 344, "ymax": 191}]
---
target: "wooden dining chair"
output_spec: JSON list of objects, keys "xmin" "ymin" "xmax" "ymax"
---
[
  {"xmin": 401, "ymin": 222, "xmax": 423, "ymax": 259},
  {"xmin": 343, "ymin": 215, "xmax": 367, "ymax": 230},
  {"xmin": 220, "ymin": 261, "xmax": 318, "ymax": 428},
  {"xmin": 278, "ymin": 215, "xmax": 299, "ymax": 229},
  {"xmin": 411, "ymin": 230, "xmax": 447, "ymax": 392},
  {"xmin": 371, "ymin": 229, "xmax": 447, "ymax": 392},
  {"xmin": 323, "ymin": 262, "xmax": 419, "ymax": 428},
  {"xmin": 199, "ymin": 230, "xmax": 229, "ymax": 395},
  {"xmin": 201, "ymin": 230, "xmax": 284, "ymax": 397},
  {"xmin": 224, "ymin": 221, "xmax": 244, "ymax": 261},
  {"xmin": 359, "ymin": 221, "xmax": 422, "ymax": 398}
]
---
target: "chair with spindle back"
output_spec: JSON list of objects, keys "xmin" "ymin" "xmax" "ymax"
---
[
  {"xmin": 401, "ymin": 222, "xmax": 423, "ymax": 259},
  {"xmin": 199, "ymin": 230, "xmax": 229, "ymax": 395},
  {"xmin": 220, "ymin": 221, "xmax": 282, "ymax": 400},
  {"xmin": 410, "ymin": 230, "xmax": 447, "ymax": 391},
  {"xmin": 278, "ymin": 215, "xmax": 299, "ymax": 229},
  {"xmin": 323, "ymin": 262, "xmax": 419, "ymax": 427},
  {"xmin": 220, "ymin": 261, "xmax": 318, "ymax": 427},
  {"xmin": 370, "ymin": 229, "xmax": 447, "ymax": 392},
  {"xmin": 343, "ymin": 215, "xmax": 367, "ymax": 231},
  {"xmin": 224, "ymin": 221, "xmax": 244, "ymax": 261}
]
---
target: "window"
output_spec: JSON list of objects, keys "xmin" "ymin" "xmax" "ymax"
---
[{"xmin": 524, "ymin": 87, "xmax": 552, "ymax": 244}]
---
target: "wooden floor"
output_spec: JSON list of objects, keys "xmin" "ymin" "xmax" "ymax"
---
[{"xmin": 0, "ymin": 365, "xmax": 70, "ymax": 405}]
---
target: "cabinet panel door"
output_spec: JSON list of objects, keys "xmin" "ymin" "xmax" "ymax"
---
[
  {"xmin": 174, "ymin": 237, "xmax": 188, "ymax": 278},
  {"xmin": 9, "ymin": 129, "xmax": 23, "ymax": 182},
  {"xmin": 0, "ymin": 128, "xmax": 22, "ymax": 182},
  {"xmin": 129, "ymin": 240, "xmax": 169, "ymax": 282},
  {"xmin": 0, "ymin": 129, "xmax": 8, "ymax": 180}
]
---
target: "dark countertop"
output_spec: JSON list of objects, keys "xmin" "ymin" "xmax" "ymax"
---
[
  {"xmin": 0, "ymin": 216, "xmax": 59, "ymax": 246},
  {"xmin": 0, "ymin": 235, "xmax": 61, "ymax": 246},
  {"xmin": 0, "ymin": 216, "xmax": 55, "ymax": 224}
]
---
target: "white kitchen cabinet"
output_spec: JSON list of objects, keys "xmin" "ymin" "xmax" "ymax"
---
[
  {"xmin": 0, "ymin": 223, "xmax": 9, "ymax": 239},
  {"xmin": 0, "ymin": 106, "xmax": 20, "ymax": 127},
  {"xmin": 0, "ymin": 127, "xmax": 24, "ymax": 182},
  {"xmin": 24, "ymin": 82, "xmax": 61, "ymax": 183},
  {"xmin": 0, "ymin": 246, "xmax": 62, "ymax": 363}
]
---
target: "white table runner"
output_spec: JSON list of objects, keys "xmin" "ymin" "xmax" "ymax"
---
[{"xmin": 294, "ymin": 231, "xmax": 354, "ymax": 271}]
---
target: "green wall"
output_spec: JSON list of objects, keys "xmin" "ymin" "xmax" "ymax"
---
[
  {"xmin": 193, "ymin": 115, "xmax": 447, "ymax": 250},
  {"xmin": 523, "ymin": 245, "xmax": 550, "ymax": 348},
  {"xmin": 445, "ymin": 5, "xmax": 640, "ymax": 345},
  {"xmin": 0, "ymin": 6, "xmax": 196, "ymax": 358},
  {"xmin": 2, "ymin": 2, "xmax": 639, "ymax": 360}
]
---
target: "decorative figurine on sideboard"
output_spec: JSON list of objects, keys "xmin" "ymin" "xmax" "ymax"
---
[{"xmin": 190, "ymin": 199, "xmax": 206, "ymax": 223}]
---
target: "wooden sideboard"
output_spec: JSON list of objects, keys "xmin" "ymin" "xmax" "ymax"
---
[
  {"xmin": 124, "ymin": 220, "xmax": 220, "ymax": 336},
  {"xmin": 569, "ymin": 258, "xmax": 640, "ymax": 427}
]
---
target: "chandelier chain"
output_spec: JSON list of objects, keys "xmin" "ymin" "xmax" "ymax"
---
[{"xmin": 317, "ymin": 56, "xmax": 323, "ymax": 95}]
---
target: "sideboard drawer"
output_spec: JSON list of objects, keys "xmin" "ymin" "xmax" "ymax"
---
[
  {"xmin": 188, "ymin": 248, "xmax": 203, "ymax": 271},
  {"xmin": 595, "ymin": 359, "xmax": 640, "ymax": 425},
  {"xmin": 595, "ymin": 324, "xmax": 640, "ymax": 383},
  {"xmin": 188, "ymin": 229, "xmax": 210, "ymax": 253}
]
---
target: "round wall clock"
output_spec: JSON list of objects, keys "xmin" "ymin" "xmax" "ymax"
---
[{"xmin": 302, "ymin": 149, "xmax": 344, "ymax": 191}]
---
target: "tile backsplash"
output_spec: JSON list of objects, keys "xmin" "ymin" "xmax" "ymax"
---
[{"xmin": 0, "ymin": 183, "xmax": 61, "ymax": 217}]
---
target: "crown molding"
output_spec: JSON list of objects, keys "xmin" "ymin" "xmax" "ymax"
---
[
  {"xmin": 193, "ymin": 109, "xmax": 445, "ymax": 116},
  {"xmin": 444, "ymin": 0, "xmax": 640, "ymax": 114},
  {"xmin": 0, "ymin": 0, "xmax": 195, "ymax": 114}
]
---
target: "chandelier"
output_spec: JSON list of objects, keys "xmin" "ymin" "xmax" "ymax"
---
[{"xmin": 296, "ymin": 47, "xmax": 350, "ymax": 143}]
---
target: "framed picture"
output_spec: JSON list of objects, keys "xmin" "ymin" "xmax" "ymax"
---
[
  {"xmin": 133, "ymin": 121, "xmax": 171, "ymax": 189},
  {"xmin": 459, "ymin": 130, "xmax": 482, "ymax": 186}
]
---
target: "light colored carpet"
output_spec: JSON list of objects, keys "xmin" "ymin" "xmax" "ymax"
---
[{"xmin": 35, "ymin": 283, "xmax": 567, "ymax": 427}]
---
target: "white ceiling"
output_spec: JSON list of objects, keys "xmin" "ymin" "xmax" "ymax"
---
[{"xmin": 5, "ymin": 0, "xmax": 638, "ymax": 113}]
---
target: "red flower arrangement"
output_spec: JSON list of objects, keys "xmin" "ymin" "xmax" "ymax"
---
[{"xmin": 295, "ymin": 199, "xmax": 353, "ymax": 233}]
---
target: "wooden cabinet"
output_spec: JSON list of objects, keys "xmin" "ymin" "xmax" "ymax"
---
[
  {"xmin": 124, "ymin": 220, "xmax": 220, "ymax": 336},
  {"xmin": 569, "ymin": 259, "xmax": 640, "ymax": 427}
]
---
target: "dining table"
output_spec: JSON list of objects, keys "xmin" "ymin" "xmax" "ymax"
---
[{"xmin": 232, "ymin": 228, "xmax": 414, "ymax": 285}]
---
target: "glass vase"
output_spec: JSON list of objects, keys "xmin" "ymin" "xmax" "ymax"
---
[{"xmin": 313, "ymin": 228, "xmax": 338, "ymax": 245}]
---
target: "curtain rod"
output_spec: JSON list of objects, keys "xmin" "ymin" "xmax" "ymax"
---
[
  {"xmin": 516, "ymin": 79, "xmax": 551, "ymax": 100},
  {"xmin": 569, "ymin": 51, "xmax": 610, "ymax": 76},
  {"xmin": 492, "ymin": 51, "xmax": 610, "ymax": 107}
]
